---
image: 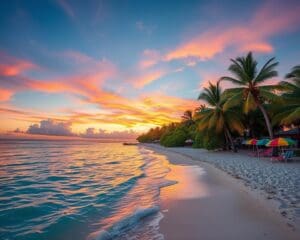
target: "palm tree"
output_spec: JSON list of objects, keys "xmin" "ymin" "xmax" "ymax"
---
[
  {"xmin": 181, "ymin": 110, "xmax": 193, "ymax": 121},
  {"xmin": 273, "ymin": 65, "xmax": 300, "ymax": 125},
  {"xmin": 220, "ymin": 52, "xmax": 279, "ymax": 139},
  {"xmin": 181, "ymin": 110, "xmax": 195, "ymax": 127},
  {"xmin": 197, "ymin": 81, "xmax": 244, "ymax": 150}
]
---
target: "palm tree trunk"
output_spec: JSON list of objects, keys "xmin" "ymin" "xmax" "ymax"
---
[
  {"xmin": 256, "ymin": 102, "xmax": 274, "ymax": 139},
  {"xmin": 223, "ymin": 131, "xmax": 229, "ymax": 150},
  {"xmin": 224, "ymin": 126, "xmax": 235, "ymax": 151}
]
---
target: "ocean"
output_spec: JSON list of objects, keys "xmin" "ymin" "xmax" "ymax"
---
[{"xmin": 0, "ymin": 140, "xmax": 175, "ymax": 240}]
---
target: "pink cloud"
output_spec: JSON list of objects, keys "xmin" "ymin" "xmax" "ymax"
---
[
  {"xmin": 61, "ymin": 50, "xmax": 95, "ymax": 63},
  {"xmin": 0, "ymin": 52, "xmax": 37, "ymax": 76},
  {"xmin": 0, "ymin": 51, "xmax": 117, "ymax": 102},
  {"xmin": 138, "ymin": 49, "xmax": 161, "ymax": 69},
  {"xmin": 164, "ymin": 1, "xmax": 300, "ymax": 62},
  {"xmin": 131, "ymin": 69, "xmax": 166, "ymax": 88}
]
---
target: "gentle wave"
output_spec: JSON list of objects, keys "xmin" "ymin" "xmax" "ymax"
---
[
  {"xmin": 90, "ymin": 206, "xmax": 160, "ymax": 240},
  {"xmin": 0, "ymin": 141, "xmax": 175, "ymax": 240}
]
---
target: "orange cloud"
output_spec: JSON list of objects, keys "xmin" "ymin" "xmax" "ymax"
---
[
  {"xmin": 0, "ymin": 89, "xmax": 14, "ymax": 101},
  {"xmin": 0, "ymin": 51, "xmax": 117, "ymax": 104},
  {"xmin": 0, "ymin": 50, "xmax": 199, "ymax": 133},
  {"xmin": 131, "ymin": 69, "xmax": 166, "ymax": 88},
  {"xmin": 239, "ymin": 42, "xmax": 273, "ymax": 53},
  {"xmin": 1, "ymin": 88, "xmax": 200, "ymax": 134},
  {"xmin": 164, "ymin": 1, "xmax": 300, "ymax": 61}
]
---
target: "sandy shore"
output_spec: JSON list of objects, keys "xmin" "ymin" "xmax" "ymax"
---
[{"xmin": 143, "ymin": 144, "xmax": 300, "ymax": 240}]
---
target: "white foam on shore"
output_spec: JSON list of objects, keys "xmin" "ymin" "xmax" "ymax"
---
[
  {"xmin": 88, "ymin": 206, "xmax": 161, "ymax": 240},
  {"xmin": 87, "ymin": 146, "xmax": 179, "ymax": 240}
]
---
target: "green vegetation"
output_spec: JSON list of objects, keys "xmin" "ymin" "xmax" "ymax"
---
[
  {"xmin": 137, "ymin": 52, "xmax": 300, "ymax": 150},
  {"xmin": 220, "ymin": 52, "xmax": 279, "ymax": 139},
  {"xmin": 197, "ymin": 81, "xmax": 243, "ymax": 150},
  {"xmin": 273, "ymin": 66, "xmax": 300, "ymax": 126},
  {"xmin": 160, "ymin": 126, "xmax": 188, "ymax": 147}
]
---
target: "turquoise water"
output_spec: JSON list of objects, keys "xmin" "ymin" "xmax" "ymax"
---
[{"xmin": 0, "ymin": 141, "xmax": 173, "ymax": 240}]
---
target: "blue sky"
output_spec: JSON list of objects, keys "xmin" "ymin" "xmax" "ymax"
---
[{"xmin": 0, "ymin": 0, "xmax": 299, "ymax": 136}]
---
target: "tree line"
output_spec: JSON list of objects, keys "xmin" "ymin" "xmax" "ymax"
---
[{"xmin": 137, "ymin": 52, "xmax": 300, "ymax": 150}]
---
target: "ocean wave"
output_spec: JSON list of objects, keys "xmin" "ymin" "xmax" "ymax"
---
[{"xmin": 88, "ymin": 206, "xmax": 160, "ymax": 240}]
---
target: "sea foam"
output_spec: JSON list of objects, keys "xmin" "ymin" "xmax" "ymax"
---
[{"xmin": 89, "ymin": 206, "xmax": 160, "ymax": 240}]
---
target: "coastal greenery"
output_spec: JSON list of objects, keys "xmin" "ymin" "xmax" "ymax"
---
[{"xmin": 137, "ymin": 52, "xmax": 300, "ymax": 149}]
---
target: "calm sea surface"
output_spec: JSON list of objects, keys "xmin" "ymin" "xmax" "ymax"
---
[{"xmin": 0, "ymin": 140, "xmax": 173, "ymax": 240}]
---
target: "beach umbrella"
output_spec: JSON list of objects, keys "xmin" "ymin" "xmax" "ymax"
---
[
  {"xmin": 256, "ymin": 138, "xmax": 270, "ymax": 158},
  {"xmin": 246, "ymin": 138, "xmax": 258, "ymax": 145},
  {"xmin": 266, "ymin": 137, "xmax": 296, "ymax": 147},
  {"xmin": 244, "ymin": 138, "xmax": 258, "ymax": 153},
  {"xmin": 256, "ymin": 138, "xmax": 270, "ymax": 146}
]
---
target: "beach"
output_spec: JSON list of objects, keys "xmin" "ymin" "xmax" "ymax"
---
[{"xmin": 144, "ymin": 144, "xmax": 300, "ymax": 240}]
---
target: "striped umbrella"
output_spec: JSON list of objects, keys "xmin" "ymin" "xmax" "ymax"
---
[
  {"xmin": 256, "ymin": 138, "xmax": 270, "ymax": 146},
  {"xmin": 246, "ymin": 138, "xmax": 258, "ymax": 145},
  {"xmin": 266, "ymin": 137, "xmax": 296, "ymax": 147}
]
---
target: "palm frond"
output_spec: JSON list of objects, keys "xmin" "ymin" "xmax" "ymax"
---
[
  {"xmin": 219, "ymin": 76, "xmax": 244, "ymax": 86},
  {"xmin": 223, "ymin": 91, "xmax": 244, "ymax": 111},
  {"xmin": 259, "ymin": 89, "xmax": 282, "ymax": 103},
  {"xmin": 254, "ymin": 57, "xmax": 278, "ymax": 84},
  {"xmin": 227, "ymin": 118, "xmax": 244, "ymax": 135},
  {"xmin": 281, "ymin": 107, "xmax": 300, "ymax": 125},
  {"xmin": 243, "ymin": 92, "xmax": 256, "ymax": 113}
]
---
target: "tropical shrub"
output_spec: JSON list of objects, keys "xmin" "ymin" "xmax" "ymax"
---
[
  {"xmin": 136, "ymin": 134, "xmax": 153, "ymax": 143},
  {"xmin": 160, "ymin": 127, "xmax": 188, "ymax": 147},
  {"xmin": 193, "ymin": 132, "xmax": 204, "ymax": 148},
  {"xmin": 193, "ymin": 131, "xmax": 224, "ymax": 150},
  {"xmin": 202, "ymin": 135, "xmax": 223, "ymax": 150}
]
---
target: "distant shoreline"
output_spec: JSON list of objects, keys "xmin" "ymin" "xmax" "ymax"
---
[{"xmin": 0, "ymin": 133, "xmax": 138, "ymax": 142}]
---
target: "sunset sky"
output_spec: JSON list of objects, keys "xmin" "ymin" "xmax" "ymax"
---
[{"xmin": 0, "ymin": 0, "xmax": 300, "ymax": 138}]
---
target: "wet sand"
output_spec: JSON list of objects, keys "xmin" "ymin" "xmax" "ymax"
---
[{"xmin": 146, "ymin": 146, "xmax": 300, "ymax": 240}]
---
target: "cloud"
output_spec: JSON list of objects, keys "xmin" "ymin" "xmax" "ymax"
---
[
  {"xmin": 24, "ymin": 119, "xmax": 138, "ymax": 139},
  {"xmin": 0, "ymin": 88, "xmax": 14, "ymax": 101},
  {"xmin": 81, "ymin": 128, "xmax": 138, "ymax": 139},
  {"xmin": 131, "ymin": 69, "xmax": 166, "ymax": 88},
  {"xmin": 138, "ymin": 49, "xmax": 161, "ymax": 69},
  {"xmin": 0, "ymin": 52, "xmax": 37, "ymax": 77},
  {"xmin": 1, "ymin": 84, "xmax": 199, "ymax": 133},
  {"xmin": 0, "ymin": 49, "xmax": 197, "ymax": 133},
  {"xmin": 0, "ymin": 51, "xmax": 117, "ymax": 102},
  {"xmin": 164, "ymin": 0, "xmax": 300, "ymax": 62},
  {"xmin": 0, "ymin": 53, "xmax": 48, "ymax": 101},
  {"xmin": 61, "ymin": 50, "xmax": 95, "ymax": 63},
  {"xmin": 27, "ymin": 119, "xmax": 73, "ymax": 136}
]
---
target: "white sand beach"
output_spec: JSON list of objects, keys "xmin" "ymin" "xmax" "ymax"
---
[{"xmin": 144, "ymin": 144, "xmax": 300, "ymax": 240}]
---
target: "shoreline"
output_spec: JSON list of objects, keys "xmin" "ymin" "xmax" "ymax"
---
[{"xmin": 142, "ymin": 144, "xmax": 300, "ymax": 240}]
